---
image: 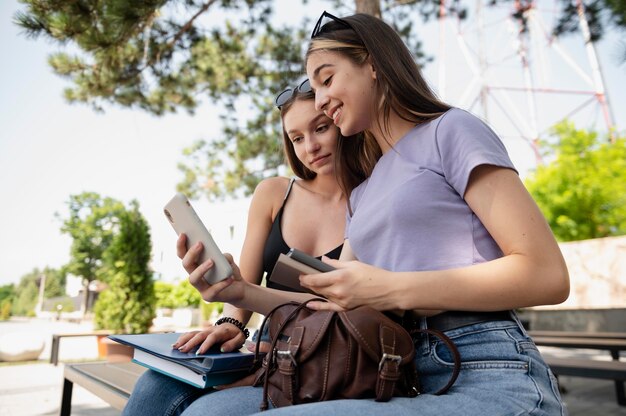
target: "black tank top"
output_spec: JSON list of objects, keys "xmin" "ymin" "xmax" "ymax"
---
[{"xmin": 263, "ymin": 178, "xmax": 343, "ymax": 291}]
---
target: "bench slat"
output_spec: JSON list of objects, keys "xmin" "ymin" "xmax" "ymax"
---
[
  {"xmin": 62, "ymin": 362, "xmax": 146, "ymax": 412},
  {"xmin": 529, "ymin": 331, "xmax": 626, "ymax": 340},
  {"xmin": 545, "ymin": 357, "xmax": 626, "ymax": 381}
]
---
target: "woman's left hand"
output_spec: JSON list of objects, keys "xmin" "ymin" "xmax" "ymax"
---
[{"xmin": 299, "ymin": 258, "xmax": 393, "ymax": 311}]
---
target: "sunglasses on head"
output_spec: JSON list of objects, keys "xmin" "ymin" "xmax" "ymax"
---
[
  {"xmin": 311, "ymin": 10, "xmax": 352, "ymax": 38},
  {"xmin": 275, "ymin": 79, "xmax": 312, "ymax": 109}
]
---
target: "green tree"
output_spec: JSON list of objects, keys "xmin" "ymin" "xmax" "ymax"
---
[
  {"xmin": 154, "ymin": 281, "xmax": 176, "ymax": 309},
  {"xmin": 170, "ymin": 280, "xmax": 202, "ymax": 308},
  {"xmin": 93, "ymin": 201, "xmax": 156, "ymax": 334},
  {"xmin": 1, "ymin": 283, "xmax": 16, "ymax": 320},
  {"xmin": 11, "ymin": 279, "xmax": 38, "ymax": 316},
  {"xmin": 12, "ymin": 0, "xmax": 435, "ymax": 200},
  {"xmin": 0, "ymin": 284, "xmax": 15, "ymax": 304},
  {"xmin": 40, "ymin": 266, "xmax": 67, "ymax": 298},
  {"xmin": 154, "ymin": 280, "xmax": 202, "ymax": 309},
  {"xmin": 8, "ymin": 267, "xmax": 67, "ymax": 316},
  {"xmin": 57, "ymin": 192, "xmax": 125, "ymax": 314},
  {"xmin": 551, "ymin": 0, "xmax": 626, "ymax": 61},
  {"xmin": 525, "ymin": 122, "xmax": 626, "ymax": 242},
  {"xmin": 15, "ymin": 1, "xmax": 625, "ymax": 200}
]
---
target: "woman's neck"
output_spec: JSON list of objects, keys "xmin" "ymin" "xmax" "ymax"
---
[
  {"xmin": 369, "ymin": 111, "xmax": 418, "ymax": 154},
  {"xmin": 304, "ymin": 173, "xmax": 343, "ymax": 202}
]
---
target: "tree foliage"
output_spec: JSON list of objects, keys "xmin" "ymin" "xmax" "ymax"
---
[
  {"xmin": 58, "ymin": 192, "xmax": 126, "ymax": 283},
  {"xmin": 57, "ymin": 192, "xmax": 127, "ymax": 313},
  {"xmin": 93, "ymin": 201, "xmax": 155, "ymax": 334},
  {"xmin": 8, "ymin": 267, "xmax": 67, "ymax": 316},
  {"xmin": 525, "ymin": 122, "xmax": 626, "ymax": 242},
  {"xmin": 0, "ymin": 284, "xmax": 15, "ymax": 320},
  {"xmin": 155, "ymin": 280, "xmax": 202, "ymax": 309},
  {"xmin": 13, "ymin": 0, "xmax": 438, "ymax": 199},
  {"xmin": 0, "ymin": 284, "xmax": 14, "ymax": 305},
  {"xmin": 15, "ymin": 0, "xmax": 626, "ymax": 199}
]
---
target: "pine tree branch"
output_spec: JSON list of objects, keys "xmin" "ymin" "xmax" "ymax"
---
[{"xmin": 167, "ymin": 0, "xmax": 218, "ymax": 49}]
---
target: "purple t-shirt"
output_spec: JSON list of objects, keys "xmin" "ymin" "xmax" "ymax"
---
[{"xmin": 346, "ymin": 108, "xmax": 516, "ymax": 272}]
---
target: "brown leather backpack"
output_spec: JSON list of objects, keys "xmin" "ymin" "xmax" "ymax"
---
[{"xmin": 251, "ymin": 300, "xmax": 460, "ymax": 411}]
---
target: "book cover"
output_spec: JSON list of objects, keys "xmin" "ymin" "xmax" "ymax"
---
[{"xmin": 109, "ymin": 333, "xmax": 258, "ymax": 388}]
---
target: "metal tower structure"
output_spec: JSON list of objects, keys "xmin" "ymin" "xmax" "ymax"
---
[{"xmin": 434, "ymin": 0, "xmax": 616, "ymax": 167}]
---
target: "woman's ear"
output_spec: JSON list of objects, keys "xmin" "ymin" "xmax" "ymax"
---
[{"xmin": 367, "ymin": 57, "xmax": 377, "ymax": 80}]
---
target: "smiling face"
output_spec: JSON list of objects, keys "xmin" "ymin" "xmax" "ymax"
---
[
  {"xmin": 306, "ymin": 50, "xmax": 378, "ymax": 137},
  {"xmin": 282, "ymin": 98, "xmax": 339, "ymax": 176}
]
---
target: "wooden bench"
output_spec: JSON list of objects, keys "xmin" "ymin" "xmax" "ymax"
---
[
  {"xmin": 532, "ymin": 335, "xmax": 626, "ymax": 406},
  {"xmin": 60, "ymin": 362, "xmax": 146, "ymax": 416},
  {"xmin": 532, "ymin": 336, "xmax": 626, "ymax": 361},
  {"xmin": 51, "ymin": 330, "xmax": 172, "ymax": 366},
  {"xmin": 529, "ymin": 330, "xmax": 626, "ymax": 340},
  {"xmin": 543, "ymin": 356, "xmax": 626, "ymax": 406},
  {"xmin": 50, "ymin": 330, "xmax": 113, "ymax": 366}
]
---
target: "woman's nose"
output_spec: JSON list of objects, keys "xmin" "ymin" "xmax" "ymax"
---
[
  {"xmin": 315, "ymin": 90, "xmax": 329, "ymax": 112},
  {"xmin": 306, "ymin": 136, "xmax": 321, "ymax": 153}
]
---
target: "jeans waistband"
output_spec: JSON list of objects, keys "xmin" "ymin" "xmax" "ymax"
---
[{"xmin": 425, "ymin": 310, "xmax": 513, "ymax": 332}]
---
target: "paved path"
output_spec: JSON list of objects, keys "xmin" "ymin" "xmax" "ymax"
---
[{"xmin": 1, "ymin": 318, "xmax": 625, "ymax": 415}]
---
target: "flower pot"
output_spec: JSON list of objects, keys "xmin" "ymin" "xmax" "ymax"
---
[{"xmin": 98, "ymin": 335, "xmax": 133, "ymax": 362}]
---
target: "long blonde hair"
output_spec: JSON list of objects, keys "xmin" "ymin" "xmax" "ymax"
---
[{"xmin": 306, "ymin": 13, "xmax": 450, "ymax": 143}]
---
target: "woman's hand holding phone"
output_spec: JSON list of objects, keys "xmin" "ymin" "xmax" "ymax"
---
[
  {"xmin": 176, "ymin": 234, "xmax": 245, "ymax": 306},
  {"xmin": 164, "ymin": 193, "xmax": 233, "ymax": 285}
]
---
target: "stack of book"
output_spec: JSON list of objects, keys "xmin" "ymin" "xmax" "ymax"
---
[{"xmin": 109, "ymin": 332, "xmax": 258, "ymax": 389}]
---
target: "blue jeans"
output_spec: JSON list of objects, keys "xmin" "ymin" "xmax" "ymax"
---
[{"xmin": 123, "ymin": 314, "xmax": 566, "ymax": 416}]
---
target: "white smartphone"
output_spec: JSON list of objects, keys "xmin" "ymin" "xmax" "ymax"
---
[{"xmin": 164, "ymin": 193, "xmax": 233, "ymax": 285}]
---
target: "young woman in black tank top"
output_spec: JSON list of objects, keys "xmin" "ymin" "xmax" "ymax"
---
[{"xmin": 170, "ymin": 82, "xmax": 379, "ymax": 356}]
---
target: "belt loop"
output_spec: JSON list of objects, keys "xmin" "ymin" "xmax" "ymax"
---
[{"xmin": 509, "ymin": 310, "xmax": 530, "ymax": 337}]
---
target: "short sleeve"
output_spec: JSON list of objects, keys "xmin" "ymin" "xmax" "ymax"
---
[
  {"xmin": 345, "ymin": 180, "xmax": 368, "ymax": 239},
  {"xmin": 435, "ymin": 109, "xmax": 517, "ymax": 197}
]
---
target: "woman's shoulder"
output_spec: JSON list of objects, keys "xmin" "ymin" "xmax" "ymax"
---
[
  {"xmin": 254, "ymin": 176, "xmax": 292, "ymax": 196},
  {"xmin": 251, "ymin": 177, "xmax": 294, "ymax": 211},
  {"xmin": 437, "ymin": 107, "xmax": 487, "ymax": 131}
]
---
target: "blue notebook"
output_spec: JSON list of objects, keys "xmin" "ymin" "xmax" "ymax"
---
[{"xmin": 109, "ymin": 333, "xmax": 258, "ymax": 389}]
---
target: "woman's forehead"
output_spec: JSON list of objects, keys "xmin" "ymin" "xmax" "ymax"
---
[
  {"xmin": 306, "ymin": 50, "xmax": 340, "ymax": 77},
  {"xmin": 283, "ymin": 99, "xmax": 323, "ymax": 128}
]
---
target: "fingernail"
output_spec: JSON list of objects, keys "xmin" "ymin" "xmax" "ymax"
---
[
  {"xmin": 195, "ymin": 349, "xmax": 201, "ymax": 356},
  {"xmin": 220, "ymin": 347, "xmax": 225, "ymax": 353}
]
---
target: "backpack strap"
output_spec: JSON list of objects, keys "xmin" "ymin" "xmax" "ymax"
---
[{"xmin": 409, "ymin": 328, "xmax": 461, "ymax": 395}]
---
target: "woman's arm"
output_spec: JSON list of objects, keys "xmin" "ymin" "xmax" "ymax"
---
[
  {"xmin": 177, "ymin": 177, "xmax": 312, "ymax": 353},
  {"xmin": 301, "ymin": 166, "xmax": 569, "ymax": 312}
]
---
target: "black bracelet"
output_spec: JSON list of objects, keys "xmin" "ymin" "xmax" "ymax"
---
[{"xmin": 214, "ymin": 317, "xmax": 250, "ymax": 340}]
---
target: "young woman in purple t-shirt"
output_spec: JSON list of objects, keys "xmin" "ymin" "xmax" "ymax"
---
[{"xmin": 296, "ymin": 11, "xmax": 570, "ymax": 415}]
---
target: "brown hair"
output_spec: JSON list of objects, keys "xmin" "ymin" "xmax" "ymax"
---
[
  {"xmin": 306, "ymin": 13, "xmax": 451, "ymax": 141},
  {"xmin": 279, "ymin": 88, "xmax": 380, "ymax": 202},
  {"xmin": 279, "ymin": 89, "xmax": 317, "ymax": 180}
]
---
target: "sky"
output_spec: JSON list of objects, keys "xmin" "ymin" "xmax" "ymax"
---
[{"xmin": 1, "ymin": 1, "xmax": 624, "ymax": 287}]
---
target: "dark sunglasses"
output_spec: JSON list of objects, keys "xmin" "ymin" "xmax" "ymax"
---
[
  {"xmin": 311, "ymin": 10, "xmax": 352, "ymax": 38},
  {"xmin": 274, "ymin": 79, "xmax": 312, "ymax": 109}
]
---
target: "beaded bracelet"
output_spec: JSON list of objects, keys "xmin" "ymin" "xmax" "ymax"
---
[{"xmin": 214, "ymin": 317, "xmax": 250, "ymax": 340}]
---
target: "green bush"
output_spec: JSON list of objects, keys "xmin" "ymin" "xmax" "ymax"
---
[
  {"xmin": 94, "ymin": 202, "xmax": 155, "ymax": 334},
  {"xmin": 155, "ymin": 280, "xmax": 202, "ymax": 309},
  {"xmin": 0, "ymin": 300, "xmax": 11, "ymax": 320},
  {"xmin": 200, "ymin": 301, "xmax": 224, "ymax": 322},
  {"xmin": 171, "ymin": 280, "xmax": 202, "ymax": 308},
  {"xmin": 154, "ymin": 281, "xmax": 176, "ymax": 309}
]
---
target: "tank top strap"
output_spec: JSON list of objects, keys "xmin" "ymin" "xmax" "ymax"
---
[{"xmin": 282, "ymin": 177, "xmax": 296, "ymax": 202}]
